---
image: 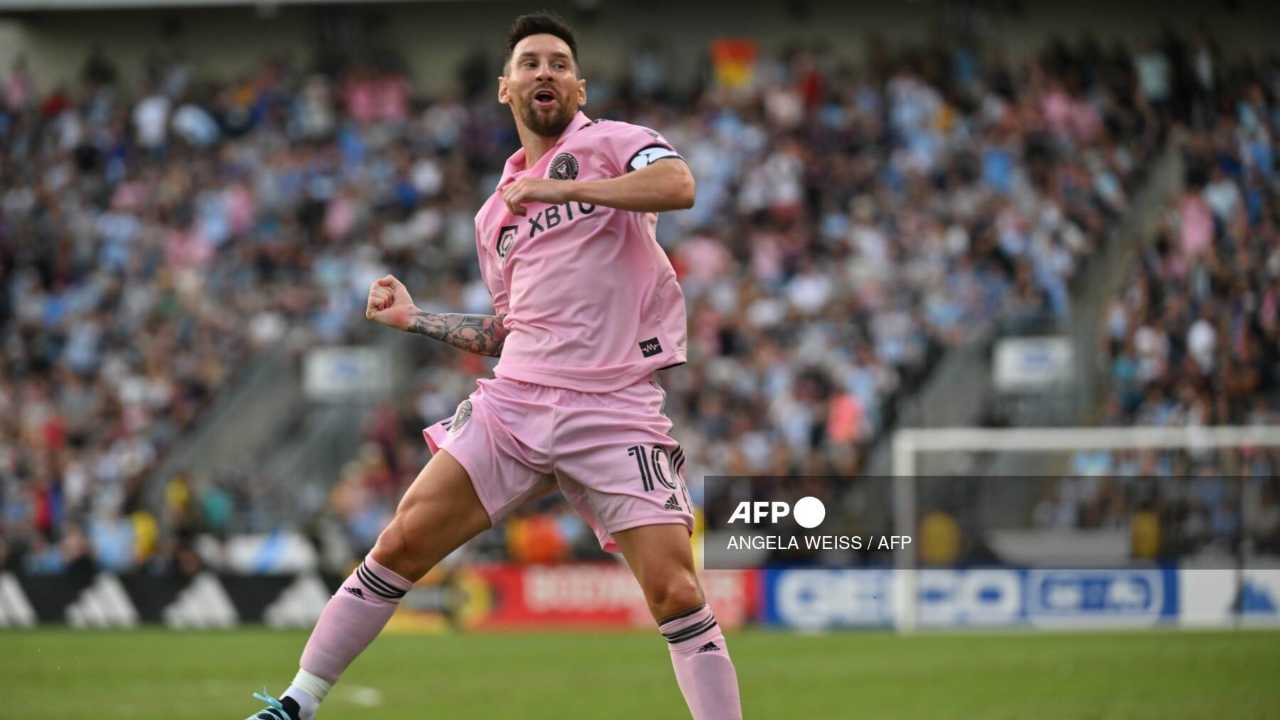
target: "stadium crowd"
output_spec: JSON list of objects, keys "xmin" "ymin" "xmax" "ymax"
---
[
  {"xmin": 1043, "ymin": 44, "xmax": 1280, "ymax": 558},
  {"xmin": 377, "ymin": 35, "xmax": 1159, "ymax": 563},
  {"xmin": 0, "ymin": 28, "xmax": 1188, "ymax": 573}
]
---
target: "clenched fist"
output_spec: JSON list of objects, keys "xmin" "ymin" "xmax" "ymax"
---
[
  {"xmin": 365, "ymin": 274, "xmax": 416, "ymax": 331},
  {"xmin": 502, "ymin": 177, "xmax": 571, "ymax": 216}
]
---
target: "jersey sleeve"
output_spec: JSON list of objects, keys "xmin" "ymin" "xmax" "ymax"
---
[{"xmin": 598, "ymin": 121, "xmax": 684, "ymax": 177}]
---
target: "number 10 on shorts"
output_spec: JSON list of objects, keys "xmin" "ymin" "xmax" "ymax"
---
[{"xmin": 626, "ymin": 445, "xmax": 690, "ymax": 506}]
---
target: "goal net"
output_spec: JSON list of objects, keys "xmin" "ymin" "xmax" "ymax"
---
[{"xmin": 887, "ymin": 426, "xmax": 1280, "ymax": 632}]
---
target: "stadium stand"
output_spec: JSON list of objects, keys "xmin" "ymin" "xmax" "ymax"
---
[
  {"xmin": 0, "ymin": 23, "xmax": 1260, "ymax": 575},
  {"xmin": 1040, "ymin": 52, "xmax": 1280, "ymax": 556}
]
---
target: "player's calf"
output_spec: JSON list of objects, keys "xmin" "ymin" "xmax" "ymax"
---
[
  {"xmin": 660, "ymin": 603, "xmax": 743, "ymax": 720},
  {"xmin": 245, "ymin": 450, "xmax": 489, "ymax": 719},
  {"xmin": 253, "ymin": 553, "xmax": 415, "ymax": 720},
  {"xmin": 614, "ymin": 524, "xmax": 744, "ymax": 720}
]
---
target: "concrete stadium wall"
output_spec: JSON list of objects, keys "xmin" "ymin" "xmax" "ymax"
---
[
  {"xmin": 3, "ymin": 6, "xmax": 313, "ymax": 91},
  {"xmin": 4, "ymin": 0, "xmax": 1278, "ymax": 96}
]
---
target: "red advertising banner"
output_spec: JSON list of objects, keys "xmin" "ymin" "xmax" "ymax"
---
[
  {"xmin": 474, "ymin": 564, "xmax": 759, "ymax": 630},
  {"xmin": 391, "ymin": 563, "xmax": 760, "ymax": 631}
]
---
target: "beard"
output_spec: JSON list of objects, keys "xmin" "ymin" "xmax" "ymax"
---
[{"xmin": 518, "ymin": 95, "xmax": 576, "ymax": 138}]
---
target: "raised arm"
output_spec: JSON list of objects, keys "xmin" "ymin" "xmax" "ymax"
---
[
  {"xmin": 403, "ymin": 310, "xmax": 509, "ymax": 357},
  {"xmin": 366, "ymin": 275, "xmax": 510, "ymax": 357},
  {"xmin": 500, "ymin": 159, "xmax": 695, "ymax": 216}
]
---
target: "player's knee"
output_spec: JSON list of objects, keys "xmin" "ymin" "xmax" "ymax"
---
[
  {"xmin": 371, "ymin": 514, "xmax": 429, "ymax": 581},
  {"xmin": 371, "ymin": 520, "xmax": 407, "ymax": 566},
  {"xmin": 644, "ymin": 571, "xmax": 704, "ymax": 622}
]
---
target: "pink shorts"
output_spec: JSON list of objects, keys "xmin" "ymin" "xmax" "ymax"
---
[{"xmin": 423, "ymin": 376, "xmax": 694, "ymax": 553}]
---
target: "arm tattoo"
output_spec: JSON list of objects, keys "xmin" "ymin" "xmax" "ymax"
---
[{"xmin": 406, "ymin": 311, "xmax": 509, "ymax": 357}]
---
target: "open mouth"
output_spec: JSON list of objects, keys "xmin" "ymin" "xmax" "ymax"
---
[{"xmin": 532, "ymin": 88, "xmax": 557, "ymax": 109}]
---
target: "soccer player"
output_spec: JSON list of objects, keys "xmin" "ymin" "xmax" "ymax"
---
[{"xmin": 245, "ymin": 12, "xmax": 743, "ymax": 720}]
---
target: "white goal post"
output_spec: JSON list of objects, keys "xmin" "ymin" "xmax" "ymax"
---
[{"xmin": 889, "ymin": 425, "xmax": 1280, "ymax": 632}]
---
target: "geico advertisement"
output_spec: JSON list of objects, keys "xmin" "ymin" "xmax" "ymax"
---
[{"xmin": 761, "ymin": 568, "xmax": 1183, "ymax": 629}]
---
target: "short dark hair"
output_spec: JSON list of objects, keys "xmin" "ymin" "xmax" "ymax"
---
[{"xmin": 505, "ymin": 12, "xmax": 579, "ymax": 75}]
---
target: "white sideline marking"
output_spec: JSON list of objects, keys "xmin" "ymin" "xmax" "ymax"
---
[{"xmin": 341, "ymin": 685, "xmax": 384, "ymax": 707}]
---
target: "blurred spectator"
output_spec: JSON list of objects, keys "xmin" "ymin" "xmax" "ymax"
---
[
  {"xmin": 1054, "ymin": 51, "xmax": 1280, "ymax": 557},
  {"xmin": 0, "ymin": 29, "xmax": 1187, "ymax": 572}
]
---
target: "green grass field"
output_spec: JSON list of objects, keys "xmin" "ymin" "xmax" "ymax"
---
[{"xmin": 2, "ymin": 628, "xmax": 1278, "ymax": 719}]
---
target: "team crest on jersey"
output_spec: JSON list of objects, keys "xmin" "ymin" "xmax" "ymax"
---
[
  {"xmin": 449, "ymin": 399, "xmax": 472, "ymax": 433},
  {"xmin": 548, "ymin": 152, "xmax": 579, "ymax": 180},
  {"xmin": 496, "ymin": 225, "xmax": 517, "ymax": 262}
]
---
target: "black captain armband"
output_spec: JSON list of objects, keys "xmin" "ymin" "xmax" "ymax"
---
[{"xmin": 627, "ymin": 144, "xmax": 683, "ymax": 172}]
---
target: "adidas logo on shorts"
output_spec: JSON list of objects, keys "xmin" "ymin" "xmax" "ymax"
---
[{"xmin": 664, "ymin": 494, "xmax": 681, "ymax": 511}]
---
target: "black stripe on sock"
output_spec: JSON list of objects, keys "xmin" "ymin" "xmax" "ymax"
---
[
  {"xmin": 358, "ymin": 564, "xmax": 406, "ymax": 598},
  {"xmin": 356, "ymin": 573, "xmax": 403, "ymax": 601},
  {"xmin": 357, "ymin": 563, "xmax": 406, "ymax": 599},
  {"xmin": 664, "ymin": 617, "xmax": 718, "ymax": 644},
  {"xmin": 358, "ymin": 562, "xmax": 405, "ymax": 596},
  {"xmin": 666, "ymin": 615, "xmax": 715, "ymax": 640},
  {"xmin": 355, "ymin": 566, "xmax": 396, "ymax": 600},
  {"xmin": 658, "ymin": 604, "xmax": 706, "ymax": 626},
  {"xmin": 665, "ymin": 618, "xmax": 717, "ymax": 644}
]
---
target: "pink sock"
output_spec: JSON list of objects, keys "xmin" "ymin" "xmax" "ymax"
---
[
  {"xmin": 659, "ymin": 605, "xmax": 743, "ymax": 720},
  {"xmin": 299, "ymin": 555, "xmax": 413, "ymax": 683}
]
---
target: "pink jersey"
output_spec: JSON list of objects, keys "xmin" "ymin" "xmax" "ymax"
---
[{"xmin": 474, "ymin": 111, "xmax": 688, "ymax": 392}]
